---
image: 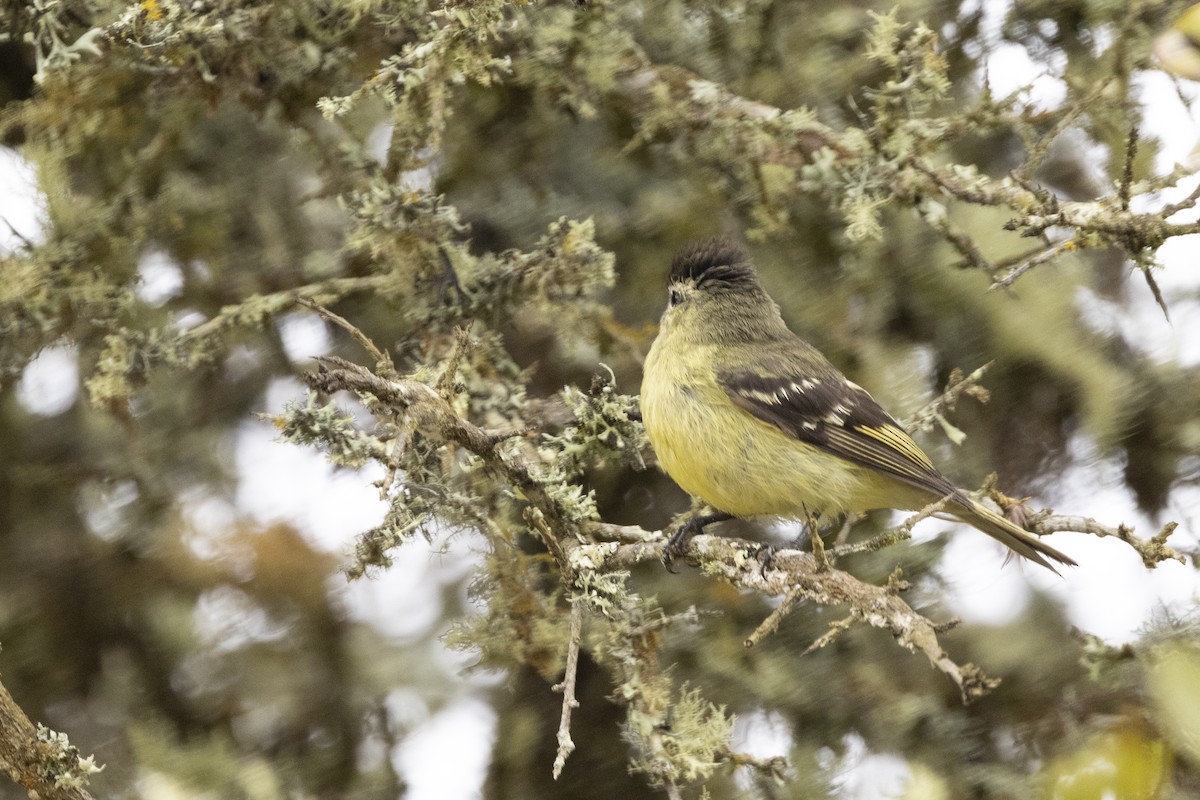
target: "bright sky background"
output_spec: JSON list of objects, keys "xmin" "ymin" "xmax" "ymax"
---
[{"xmin": 4, "ymin": 7, "xmax": 1200, "ymax": 797}]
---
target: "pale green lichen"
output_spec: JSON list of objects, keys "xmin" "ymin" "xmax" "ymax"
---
[
  {"xmin": 35, "ymin": 724, "xmax": 104, "ymax": 791},
  {"xmin": 626, "ymin": 684, "xmax": 731, "ymax": 786},
  {"xmin": 544, "ymin": 366, "xmax": 647, "ymax": 480},
  {"xmin": 572, "ymin": 571, "xmax": 632, "ymax": 619},
  {"xmin": 269, "ymin": 395, "xmax": 384, "ymax": 468}
]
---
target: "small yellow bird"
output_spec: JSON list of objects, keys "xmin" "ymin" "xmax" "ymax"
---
[{"xmin": 640, "ymin": 238, "xmax": 1076, "ymax": 572}]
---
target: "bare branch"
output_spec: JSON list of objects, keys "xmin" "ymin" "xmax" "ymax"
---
[
  {"xmin": 744, "ymin": 587, "xmax": 807, "ymax": 649},
  {"xmin": 802, "ymin": 614, "xmax": 857, "ymax": 656},
  {"xmin": 989, "ymin": 237, "xmax": 1080, "ymax": 291},
  {"xmin": 295, "ymin": 296, "xmax": 396, "ymax": 377},
  {"xmin": 552, "ymin": 599, "xmax": 584, "ymax": 780},
  {"xmin": 1032, "ymin": 515, "xmax": 1186, "ymax": 568}
]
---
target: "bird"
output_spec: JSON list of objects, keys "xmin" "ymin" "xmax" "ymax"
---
[{"xmin": 638, "ymin": 237, "xmax": 1076, "ymax": 572}]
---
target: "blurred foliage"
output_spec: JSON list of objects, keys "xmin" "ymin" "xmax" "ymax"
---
[{"xmin": 1, "ymin": 0, "xmax": 1200, "ymax": 797}]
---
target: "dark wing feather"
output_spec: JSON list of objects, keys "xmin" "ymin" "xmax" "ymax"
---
[{"xmin": 717, "ymin": 362, "xmax": 964, "ymax": 501}]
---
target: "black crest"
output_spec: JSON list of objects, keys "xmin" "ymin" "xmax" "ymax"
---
[{"xmin": 669, "ymin": 237, "xmax": 758, "ymax": 289}]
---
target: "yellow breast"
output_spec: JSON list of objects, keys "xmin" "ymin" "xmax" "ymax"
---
[{"xmin": 640, "ymin": 339, "xmax": 874, "ymax": 519}]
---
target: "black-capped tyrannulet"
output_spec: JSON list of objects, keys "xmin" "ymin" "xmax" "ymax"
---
[{"xmin": 640, "ymin": 237, "xmax": 1075, "ymax": 572}]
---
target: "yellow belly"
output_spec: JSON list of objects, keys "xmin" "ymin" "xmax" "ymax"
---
[{"xmin": 640, "ymin": 343, "xmax": 881, "ymax": 519}]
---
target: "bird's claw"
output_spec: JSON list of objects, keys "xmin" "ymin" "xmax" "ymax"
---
[
  {"xmin": 662, "ymin": 519, "xmax": 700, "ymax": 573},
  {"xmin": 661, "ymin": 512, "xmax": 733, "ymax": 572},
  {"xmin": 755, "ymin": 543, "xmax": 778, "ymax": 577}
]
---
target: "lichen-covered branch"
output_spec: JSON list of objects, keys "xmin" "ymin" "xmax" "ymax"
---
[
  {"xmin": 612, "ymin": 15, "xmax": 1200, "ymax": 275},
  {"xmin": 0, "ymin": 673, "xmax": 101, "ymax": 800},
  {"xmin": 303, "ymin": 356, "xmax": 581, "ymax": 572},
  {"xmin": 572, "ymin": 533, "xmax": 997, "ymax": 705}
]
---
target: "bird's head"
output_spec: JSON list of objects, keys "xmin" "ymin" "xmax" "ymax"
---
[{"xmin": 659, "ymin": 237, "xmax": 786, "ymax": 344}]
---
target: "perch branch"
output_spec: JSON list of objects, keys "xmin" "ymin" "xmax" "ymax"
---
[{"xmin": 571, "ymin": 533, "xmax": 998, "ymax": 704}]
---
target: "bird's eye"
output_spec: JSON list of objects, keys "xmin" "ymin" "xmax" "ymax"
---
[{"xmin": 667, "ymin": 288, "xmax": 684, "ymax": 308}]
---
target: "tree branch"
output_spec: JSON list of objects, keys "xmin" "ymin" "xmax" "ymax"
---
[
  {"xmin": 1032, "ymin": 515, "xmax": 1185, "ymax": 569},
  {"xmin": 552, "ymin": 598, "xmax": 583, "ymax": 780},
  {"xmin": 613, "ymin": 57, "xmax": 1200, "ymax": 285},
  {"xmin": 571, "ymin": 533, "xmax": 998, "ymax": 704},
  {"xmin": 0, "ymin": 672, "xmax": 101, "ymax": 800}
]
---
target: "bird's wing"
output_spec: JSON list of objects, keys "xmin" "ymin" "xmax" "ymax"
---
[{"xmin": 717, "ymin": 362, "xmax": 963, "ymax": 501}]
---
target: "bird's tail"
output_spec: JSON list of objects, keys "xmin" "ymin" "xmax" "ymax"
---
[{"xmin": 954, "ymin": 499, "xmax": 1077, "ymax": 574}]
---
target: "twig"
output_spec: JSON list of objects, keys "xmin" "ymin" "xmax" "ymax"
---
[
  {"xmin": 808, "ymin": 510, "xmax": 829, "ymax": 571},
  {"xmin": 181, "ymin": 274, "xmax": 389, "ymax": 344},
  {"xmin": 434, "ymin": 326, "xmax": 473, "ymax": 397},
  {"xmin": 584, "ymin": 522, "xmax": 664, "ymax": 544},
  {"xmin": 802, "ymin": 614, "xmax": 857, "ymax": 655},
  {"xmin": 1015, "ymin": 76, "xmax": 1115, "ymax": 182},
  {"xmin": 831, "ymin": 512, "xmax": 860, "ymax": 548},
  {"xmin": 989, "ymin": 237, "xmax": 1078, "ymax": 290},
  {"xmin": 295, "ymin": 296, "xmax": 397, "ymax": 377},
  {"xmin": 902, "ymin": 362, "xmax": 992, "ymax": 436},
  {"xmin": 1119, "ymin": 124, "xmax": 1138, "ymax": 211},
  {"xmin": 827, "ymin": 496, "xmax": 950, "ymax": 559},
  {"xmin": 1032, "ymin": 515, "xmax": 1185, "ymax": 568},
  {"xmin": 552, "ymin": 598, "xmax": 584, "ymax": 780},
  {"xmin": 0, "ymin": 216, "xmax": 36, "ymax": 250},
  {"xmin": 744, "ymin": 587, "xmax": 806, "ymax": 648},
  {"xmin": 917, "ymin": 199, "xmax": 994, "ymax": 272},
  {"xmin": 305, "ymin": 357, "xmax": 567, "ymax": 561},
  {"xmin": 1140, "ymin": 265, "xmax": 1171, "ymax": 322},
  {"xmin": 1159, "ymin": 179, "xmax": 1200, "ymax": 219},
  {"xmin": 716, "ymin": 746, "xmax": 789, "ymax": 781},
  {"xmin": 525, "ymin": 507, "xmax": 570, "ymax": 577}
]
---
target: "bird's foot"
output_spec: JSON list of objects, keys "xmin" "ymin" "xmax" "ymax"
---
[
  {"xmin": 663, "ymin": 512, "xmax": 733, "ymax": 572},
  {"xmin": 755, "ymin": 543, "xmax": 779, "ymax": 577}
]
